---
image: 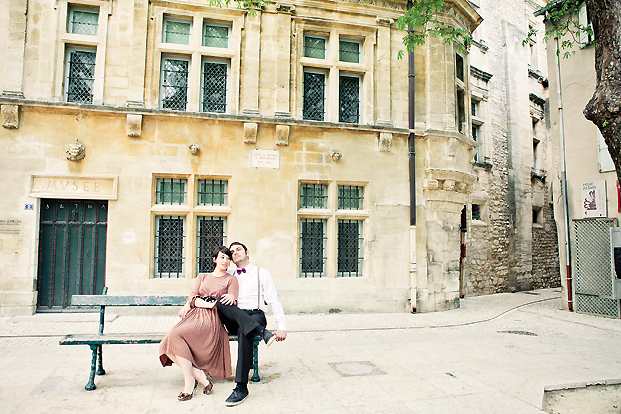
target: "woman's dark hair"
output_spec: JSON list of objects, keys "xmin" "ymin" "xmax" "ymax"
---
[{"xmin": 212, "ymin": 246, "xmax": 232, "ymax": 260}]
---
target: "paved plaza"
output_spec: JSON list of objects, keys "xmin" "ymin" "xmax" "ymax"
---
[{"xmin": 1, "ymin": 288, "xmax": 620, "ymax": 413}]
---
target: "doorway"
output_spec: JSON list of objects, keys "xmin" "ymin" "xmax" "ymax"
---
[{"xmin": 37, "ymin": 199, "xmax": 107, "ymax": 311}]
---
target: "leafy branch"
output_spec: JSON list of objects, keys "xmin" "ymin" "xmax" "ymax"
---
[{"xmin": 396, "ymin": 0, "xmax": 472, "ymax": 59}]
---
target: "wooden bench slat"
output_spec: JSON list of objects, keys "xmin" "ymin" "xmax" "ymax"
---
[
  {"xmin": 71, "ymin": 295, "xmax": 187, "ymax": 306},
  {"xmin": 60, "ymin": 333, "xmax": 242, "ymax": 346}
]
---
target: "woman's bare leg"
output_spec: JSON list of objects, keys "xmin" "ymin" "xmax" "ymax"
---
[{"xmin": 166, "ymin": 353, "xmax": 196, "ymax": 394}]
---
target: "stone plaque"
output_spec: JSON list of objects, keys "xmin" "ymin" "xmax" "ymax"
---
[
  {"xmin": 29, "ymin": 175, "xmax": 118, "ymax": 200},
  {"xmin": 0, "ymin": 219, "xmax": 21, "ymax": 235},
  {"xmin": 251, "ymin": 149, "xmax": 279, "ymax": 169}
]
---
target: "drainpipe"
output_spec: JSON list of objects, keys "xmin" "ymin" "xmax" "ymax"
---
[
  {"xmin": 554, "ymin": 35, "xmax": 573, "ymax": 311},
  {"xmin": 408, "ymin": 0, "xmax": 416, "ymax": 226}
]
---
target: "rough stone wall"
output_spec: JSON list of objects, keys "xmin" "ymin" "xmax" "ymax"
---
[
  {"xmin": 532, "ymin": 187, "xmax": 562, "ymax": 289},
  {"xmin": 463, "ymin": 0, "xmax": 560, "ymax": 296}
]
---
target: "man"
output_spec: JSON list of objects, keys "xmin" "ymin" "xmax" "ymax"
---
[{"xmin": 217, "ymin": 242, "xmax": 287, "ymax": 406}]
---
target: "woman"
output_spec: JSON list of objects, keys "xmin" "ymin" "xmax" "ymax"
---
[{"xmin": 159, "ymin": 246, "xmax": 238, "ymax": 401}]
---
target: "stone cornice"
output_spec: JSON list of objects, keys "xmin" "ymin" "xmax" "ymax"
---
[
  {"xmin": 0, "ymin": 98, "xmax": 410, "ymax": 136},
  {"xmin": 470, "ymin": 66, "xmax": 493, "ymax": 82}
]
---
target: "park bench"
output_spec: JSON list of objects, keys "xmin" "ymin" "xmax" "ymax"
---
[{"xmin": 59, "ymin": 288, "xmax": 261, "ymax": 390}]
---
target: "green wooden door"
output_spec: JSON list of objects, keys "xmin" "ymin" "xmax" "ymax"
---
[{"xmin": 37, "ymin": 199, "xmax": 107, "ymax": 310}]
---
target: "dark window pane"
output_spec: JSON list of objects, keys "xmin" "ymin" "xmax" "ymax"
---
[
  {"xmin": 303, "ymin": 72, "xmax": 325, "ymax": 121},
  {"xmin": 338, "ymin": 185, "xmax": 363, "ymax": 210},
  {"xmin": 337, "ymin": 220, "xmax": 363, "ymax": 277},
  {"xmin": 66, "ymin": 50, "xmax": 96, "ymax": 103},
  {"xmin": 304, "ymin": 36, "xmax": 326, "ymax": 59},
  {"xmin": 300, "ymin": 184, "xmax": 327, "ymax": 209},
  {"xmin": 339, "ymin": 40, "xmax": 359, "ymax": 63},
  {"xmin": 155, "ymin": 216, "xmax": 185, "ymax": 278},
  {"xmin": 161, "ymin": 59, "xmax": 189, "ymax": 111},
  {"xmin": 202, "ymin": 62, "xmax": 228, "ymax": 113},
  {"xmin": 156, "ymin": 178, "xmax": 186, "ymax": 204},
  {"xmin": 203, "ymin": 24, "xmax": 228, "ymax": 48},
  {"xmin": 196, "ymin": 216, "xmax": 226, "ymax": 274},
  {"xmin": 339, "ymin": 75, "xmax": 360, "ymax": 123},
  {"xmin": 300, "ymin": 219, "xmax": 326, "ymax": 277},
  {"xmin": 197, "ymin": 179, "xmax": 228, "ymax": 206}
]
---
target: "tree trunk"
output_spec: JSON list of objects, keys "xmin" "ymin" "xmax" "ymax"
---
[{"xmin": 583, "ymin": 0, "xmax": 621, "ymax": 180}]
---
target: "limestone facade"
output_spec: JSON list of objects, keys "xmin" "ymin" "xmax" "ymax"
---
[
  {"xmin": 460, "ymin": 0, "xmax": 561, "ymax": 297},
  {"xmin": 0, "ymin": 0, "xmax": 484, "ymax": 315}
]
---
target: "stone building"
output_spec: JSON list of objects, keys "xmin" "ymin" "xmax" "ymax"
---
[
  {"xmin": 0, "ymin": 0, "xmax": 486, "ymax": 315},
  {"xmin": 459, "ymin": 0, "xmax": 561, "ymax": 297}
]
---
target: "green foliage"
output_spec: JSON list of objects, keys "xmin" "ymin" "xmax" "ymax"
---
[
  {"xmin": 525, "ymin": 0, "xmax": 594, "ymax": 58},
  {"xmin": 395, "ymin": 0, "xmax": 472, "ymax": 58}
]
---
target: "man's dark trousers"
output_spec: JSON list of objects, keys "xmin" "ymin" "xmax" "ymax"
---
[{"xmin": 216, "ymin": 302, "xmax": 267, "ymax": 384}]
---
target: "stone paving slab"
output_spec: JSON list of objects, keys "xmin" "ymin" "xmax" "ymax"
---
[{"xmin": 1, "ymin": 288, "xmax": 620, "ymax": 414}]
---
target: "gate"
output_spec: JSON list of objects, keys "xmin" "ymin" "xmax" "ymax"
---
[
  {"xmin": 37, "ymin": 199, "xmax": 107, "ymax": 311},
  {"xmin": 573, "ymin": 218, "xmax": 621, "ymax": 318}
]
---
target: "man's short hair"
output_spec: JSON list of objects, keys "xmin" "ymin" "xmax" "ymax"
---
[{"xmin": 229, "ymin": 241, "xmax": 248, "ymax": 252}]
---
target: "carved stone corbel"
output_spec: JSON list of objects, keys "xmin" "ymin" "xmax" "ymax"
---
[
  {"xmin": 127, "ymin": 114, "xmax": 142, "ymax": 138},
  {"xmin": 276, "ymin": 3, "xmax": 295, "ymax": 13},
  {"xmin": 276, "ymin": 124, "xmax": 289, "ymax": 146},
  {"xmin": 378, "ymin": 132, "xmax": 392, "ymax": 152},
  {"xmin": 1, "ymin": 104, "xmax": 19, "ymax": 129},
  {"xmin": 244, "ymin": 122, "xmax": 258, "ymax": 144},
  {"xmin": 376, "ymin": 17, "xmax": 394, "ymax": 26}
]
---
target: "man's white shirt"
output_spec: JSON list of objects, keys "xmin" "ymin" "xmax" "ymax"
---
[{"xmin": 232, "ymin": 264, "xmax": 286, "ymax": 331}]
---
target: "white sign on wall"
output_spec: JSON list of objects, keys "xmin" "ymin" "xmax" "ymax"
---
[
  {"xmin": 251, "ymin": 149, "xmax": 279, "ymax": 169},
  {"xmin": 581, "ymin": 180, "xmax": 607, "ymax": 218}
]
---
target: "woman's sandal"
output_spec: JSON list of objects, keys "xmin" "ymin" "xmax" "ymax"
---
[
  {"xmin": 203, "ymin": 381, "xmax": 213, "ymax": 395},
  {"xmin": 178, "ymin": 380, "xmax": 198, "ymax": 401}
]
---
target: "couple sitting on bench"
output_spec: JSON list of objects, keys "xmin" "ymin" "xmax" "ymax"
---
[{"xmin": 158, "ymin": 242, "xmax": 287, "ymax": 406}]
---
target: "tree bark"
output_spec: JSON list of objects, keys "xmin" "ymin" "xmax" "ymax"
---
[{"xmin": 583, "ymin": 0, "xmax": 621, "ymax": 179}]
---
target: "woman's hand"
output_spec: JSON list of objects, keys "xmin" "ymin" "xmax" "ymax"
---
[
  {"xmin": 219, "ymin": 293, "xmax": 235, "ymax": 306},
  {"xmin": 178, "ymin": 303, "xmax": 191, "ymax": 319},
  {"xmin": 195, "ymin": 297, "xmax": 216, "ymax": 309}
]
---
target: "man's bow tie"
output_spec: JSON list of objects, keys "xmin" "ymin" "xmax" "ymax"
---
[{"xmin": 236, "ymin": 268, "xmax": 246, "ymax": 275}]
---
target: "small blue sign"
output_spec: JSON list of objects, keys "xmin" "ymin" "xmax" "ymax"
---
[{"xmin": 24, "ymin": 204, "xmax": 34, "ymax": 210}]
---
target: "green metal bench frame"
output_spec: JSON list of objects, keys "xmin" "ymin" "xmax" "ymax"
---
[{"xmin": 59, "ymin": 288, "xmax": 261, "ymax": 390}]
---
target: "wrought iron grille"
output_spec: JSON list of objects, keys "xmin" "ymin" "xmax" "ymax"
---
[
  {"xmin": 156, "ymin": 178, "xmax": 186, "ymax": 205},
  {"xmin": 202, "ymin": 62, "xmax": 227, "ymax": 113},
  {"xmin": 303, "ymin": 72, "xmax": 326, "ymax": 121},
  {"xmin": 196, "ymin": 216, "xmax": 226, "ymax": 274},
  {"xmin": 338, "ymin": 185, "xmax": 363, "ymax": 210},
  {"xmin": 300, "ymin": 219, "xmax": 326, "ymax": 278},
  {"xmin": 161, "ymin": 59, "xmax": 189, "ymax": 111},
  {"xmin": 203, "ymin": 24, "xmax": 228, "ymax": 48},
  {"xmin": 66, "ymin": 49, "xmax": 96, "ymax": 104},
  {"xmin": 339, "ymin": 75, "xmax": 360, "ymax": 123},
  {"xmin": 300, "ymin": 183, "xmax": 328, "ymax": 209},
  {"xmin": 69, "ymin": 9, "xmax": 99, "ymax": 36},
  {"xmin": 197, "ymin": 179, "xmax": 227, "ymax": 206},
  {"xmin": 339, "ymin": 40, "xmax": 359, "ymax": 63},
  {"xmin": 155, "ymin": 216, "xmax": 185, "ymax": 278},
  {"xmin": 164, "ymin": 20, "xmax": 191, "ymax": 44},
  {"xmin": 304, "ymin": 36, "xmax": 326, "ymax": 59},
  {"xmin": 573, "ymin": 218, "xmax": 621, "ymax": 318},
  {"xmin": 338, "ymin": 219, "xmax": 363, "ymax": 277}
]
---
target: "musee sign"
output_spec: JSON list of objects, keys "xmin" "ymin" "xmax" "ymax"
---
[{"xmin": 29, "ymin": 175, "xmax": 118, "ymax": 200}]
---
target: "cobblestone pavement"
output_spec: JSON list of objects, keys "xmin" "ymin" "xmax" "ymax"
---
[{"xmin": 1, "ymin": 288, "xmax": 620, "ymax": 414}]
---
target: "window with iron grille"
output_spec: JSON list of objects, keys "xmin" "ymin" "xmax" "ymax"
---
[
  {"xmin": 303, "ymin": 71, "xmax": 326, "ymax": 121},
  {"xmin": 338, "ymin": 185, "xmax": 363, "ymax": 210},
  {"xmin": 156, "ymin": 178, "xmax": 187, "ymax": 205},
  {"xmin": 68, "ymin": 7, "xmax": 99, "ymax": 36},
  {"xmin": 163, "ymin": 17, "xmax": 191, "ymax": 45},
  {"xmin": 65, "ymin": 48, "xmax": 96, "ymax": 104},
  {"xmin": 299, "ymin": 218, "xmax": 327, "ymax": 278},
  {"xmin": 161, "ymin": 57, "xmax": 189, "ymax": 110},
  {"xmin": 203, "ymin": 23, "xmax": 229, "ymax": 48},
  {"xmin": 154, "ymin": 216, "xmax": 185, "ymax": 278},
  {"xmin": 196, "ymin": 216, "xmax": 227, "ymax": 273},
  {"xmin": 339, "ymin": 74, "xmax": 360, "ymax": 123},
  {"xmin": 337, "ymin": 219, "xmax": 363, "ymax": 277},
  {"xmin": 300, "ymin": 183, "xmax": 328, "ymax": 209},
  {"xmin": 202, "ymin": 61, "xmax": 228, "ymax": 113},
  {"xmin": 339, "ymin": 39, "xmax": 360, "ymax": 63},
  {"xmin": 197, "ymin": 179, "xmax": 227, "ymax": 206},
  {"xmin": 303, "ymin": 35, "xmax": 327, "ymax": 59}
]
